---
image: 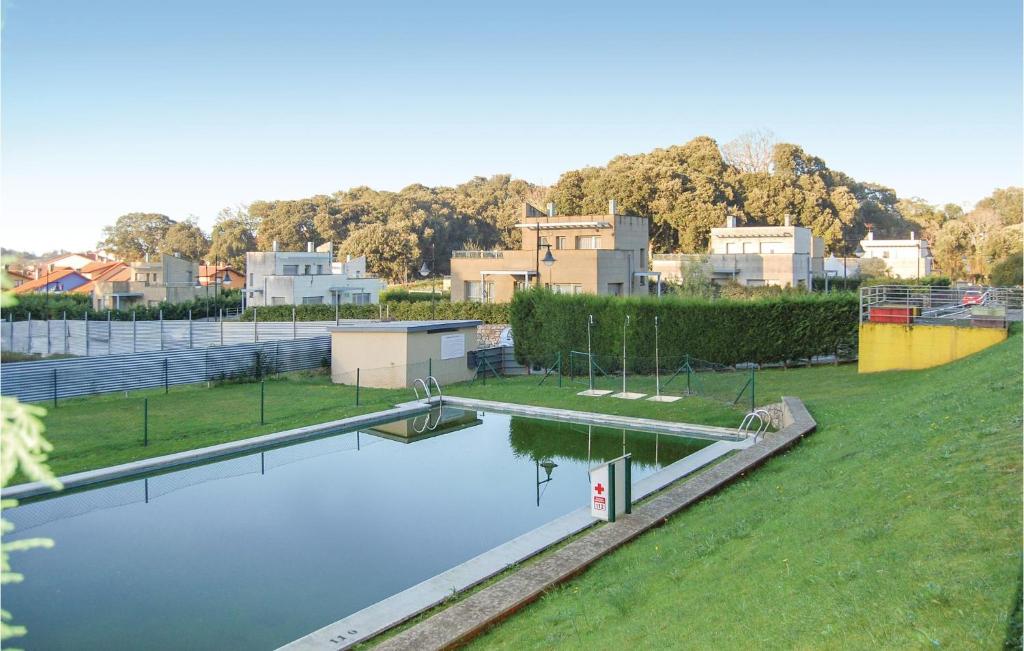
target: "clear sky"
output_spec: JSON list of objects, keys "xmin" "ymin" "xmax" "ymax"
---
[{"xmin": 2, "ymin": 0, "xmax": 1021, "ymax": 253}]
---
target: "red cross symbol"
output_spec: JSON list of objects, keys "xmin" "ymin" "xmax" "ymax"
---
[{"xmin": 594, "ymin": 483, "xmax": 605, "ymax": 495}]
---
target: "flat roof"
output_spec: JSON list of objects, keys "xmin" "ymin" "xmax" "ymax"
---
[
  {"xmin": 514, "ymin": 221, "xmax": 612, "ymax": 230},
  {"xmin": 328, "ymin": 319, "xmax": 482, "ymax": 334}
]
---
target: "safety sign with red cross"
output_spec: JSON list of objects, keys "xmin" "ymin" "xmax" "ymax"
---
[{"xmin": 590, "ymin": 454, "xmax": 631, "ymax": 522}]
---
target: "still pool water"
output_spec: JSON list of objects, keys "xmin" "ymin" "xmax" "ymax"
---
[{"xmin": 4, "ymin": 408, "xmax": 712, "ymax": 650}]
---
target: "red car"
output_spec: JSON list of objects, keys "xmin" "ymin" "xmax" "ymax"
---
[{"xmin": 961, "ymin": 290, "xmax": 985, "ymax": 305}]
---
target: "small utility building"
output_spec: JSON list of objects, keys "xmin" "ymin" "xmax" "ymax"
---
[{"xmin": 329, "ymin": 320, "xmax": 481, "ymax": 389}]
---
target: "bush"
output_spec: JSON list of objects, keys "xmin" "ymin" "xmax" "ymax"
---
[
  {"xmin": 5, "ymin": 289, "xmax": 244, "ymax": 321},
  {"xmin": 510, "ymin": 288, "xmax": 858, "ymax": 368},
  {"xmin": 860, "ymin": 275, "xmax": 951, "ymax": 287},
  {"xmin": 240, "ymin": 300, "xmax": 509, "ymax": 324},
  {"xmin": 989, "ymin": 252, "xmax": 1023, "ymax": 287},
  {"xmin": 379, "ymin": 287, "xmax": 452, "ymax": 303}
]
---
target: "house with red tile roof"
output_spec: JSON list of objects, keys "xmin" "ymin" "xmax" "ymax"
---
[
  {"xmin": 12, "ymin": 268, "xmax": 90, "ymax": 294},
  {"xmin": 198, "ymin": 264, "xmax": 244, "ymax": 289}
]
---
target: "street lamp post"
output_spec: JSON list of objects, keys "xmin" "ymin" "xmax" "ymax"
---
[
  {"xmin": 541, "ymin": 244, "xmax": 555, "ymax": 287},
  {"xmin": 418, "ymin": 243, "xmax": 437, "ymax": 319}
]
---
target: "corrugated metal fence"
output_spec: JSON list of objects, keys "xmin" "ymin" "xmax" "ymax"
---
[
  {"xmin": 1, "ymin": 336, "xmax": 330, "ymax": 403},
  {"xmin": 1, "ymin": 317, "xmax": 346, "ymax": 357}
]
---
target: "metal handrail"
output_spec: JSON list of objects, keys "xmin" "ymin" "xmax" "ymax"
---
[
  {"xmin": 738, "ymin": 408, "xmax": 772, "ymax": 440},
  {"xmin": 412, "ymin": 377, "xmax": 431, "ymax": 401},
  {"xmin": 412, "ymin": 407, "xmax": 443, "ymax": 434},
  {"xmin": 427, "ymin": 376, "xmax": 443, "ymax": 404}
]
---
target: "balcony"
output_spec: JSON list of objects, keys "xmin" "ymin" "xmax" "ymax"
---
[{"xmin": 453, "ymin": 251, "xmax": 504, "ymax": 259}]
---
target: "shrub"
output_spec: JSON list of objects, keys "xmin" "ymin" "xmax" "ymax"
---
[
  {"xmin": 989, "ymin": 252, "xmax": 1023, "ymax": 287},
  {"xmin": 510, "ymin": 288, "xmax": 858, "ymax": 368},
  {"xmin": 240, "ymin": 300, "xmax": 509, "ymax": 324}
]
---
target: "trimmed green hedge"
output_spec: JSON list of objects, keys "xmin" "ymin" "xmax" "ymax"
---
[
  {"xmin": 510, "ymin": 289, "xmax": 858, "ymax": 368},
  {"xmin": 6, "ymin": 290, "xmax": 243, "ymax": 321},
  {"xmin": 240, "ymin": 300, "xmax": 509, "ymax": 324}
]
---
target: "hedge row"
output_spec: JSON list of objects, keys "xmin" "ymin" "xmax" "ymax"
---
[
  {"xmin": 6, "ymin": 290, "xmax": 244, "ymax": 321},
  {"xmin": 240, "ymin": 300, "xmax": 509, "ymax": 324},
  {"xmin": 510, "ymin": 289, "xmax": 859, "ymax": 368}
]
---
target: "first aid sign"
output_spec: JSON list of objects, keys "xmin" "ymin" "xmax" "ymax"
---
[{"xmin": 590, "ymin": 454, "xmax": 631, "ymax": 522}]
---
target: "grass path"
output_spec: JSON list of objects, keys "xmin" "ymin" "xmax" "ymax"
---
[{"xmin": 458, "ymin": 334, "xmax": 1023, "ymax": 649}]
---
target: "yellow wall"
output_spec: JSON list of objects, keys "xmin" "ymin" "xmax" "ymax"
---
[
  {"xmin": 330, "ymin": 326, "xmax": 478, "ymax": 388},
  {"xmin": 858, "ymin": 322, "xmax": 1007, "ymax": 373}
]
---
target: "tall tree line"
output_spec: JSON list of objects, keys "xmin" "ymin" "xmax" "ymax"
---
[{"xmin": 94, "ymin": 136, "xmax": 1022, "ymax": 283}]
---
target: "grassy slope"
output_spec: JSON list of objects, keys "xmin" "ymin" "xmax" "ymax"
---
[
  {"xmin": 33, "ymin": 372, "xmax": 410, "ymax": 477},
  {"xmin": 461, "ymin": 334, "xmax": 1023, "ymax": 649}
]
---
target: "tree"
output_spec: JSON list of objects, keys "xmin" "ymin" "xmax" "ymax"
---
[
  {"xmin": 98, "ymin": 213, "xmax": 175, "ymax": 261},
  {"xmin": 989, "ymin": 252, "xmax": 1023, "ymax": 286},
  {"xmin": 858, "ymin": 257, "xmax": 889, "ymax": 279},
  {"xmin": 160, "ymin": 218, "xmax": 210, "ymax": 261},
  {"xmin": 340, "ymin": 222, "xmax": 419, "ymax": 283},
  {"xmin": 975, "ymin": 187, "xmax": 1023, "ymax": 226},
  {"xmin": 720, "ymin": 129, "xmax": 777, "ymax": 174},
  {"xmin": 208, "ymin": 207, "xmax": 258, "ymax": 269},
  {"xmin": 251, "ymin": 199, "xmax": 319, "ymax": 250}
]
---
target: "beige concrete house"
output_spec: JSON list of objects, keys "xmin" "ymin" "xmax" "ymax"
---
[
  {"xmin": 652, "ymin": 216, "xmax": 824, "ymax": 288},
  {"xmin": 91, "ymin": 254, "xmax": 203, "ymax": 309},
  {"xmin": 450, "ymin": 201, "xmax": 651, "ymax": 302},
  {"xmin": 244, "ymin": 242, "xmax": 384, "ymax": 307},
  {"xmin": 858, "ymin": 231, "xmax": 932, "ymax": 279}
]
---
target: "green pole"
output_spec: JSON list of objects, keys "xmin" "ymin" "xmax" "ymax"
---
[
  {"xmin": 143, "ymin": 398, "xmax": 148, "ymax": 446},
  {"xmin": 751, "ymin": 366, "xmax": 756, "ymax": 412},
  {"xmin": 355, "ymin": 368, "xmax": 360, "ymax": 406},
  {"xmin": 260, "ymin": 380, "xmax": 265, "ymax": 424},
  {"xmin": 624, "ymin": 456, "xmax": 632, "ymax": 514},
  {"xmin": 686, "ymin": 354, "xmax": 691, "ymax": 395},
  {"xmin": 557, "ymin": 351, "xmax": 562, "ymax": 388},
  {"xmin": 428, "ymin": 357, "xmax": 432, "ymax": 378},
  {"xmin": 608, "ymin": 463, "xmax": 616, "ymax": 524}
]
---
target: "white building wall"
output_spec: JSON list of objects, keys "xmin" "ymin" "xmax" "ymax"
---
[{"xmin": 245, "ymin": 250, "xmax": 384, "ymax": 306}]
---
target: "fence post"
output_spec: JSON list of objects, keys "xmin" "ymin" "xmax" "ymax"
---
[
  {"xmin": 335, "ymin": 301, "xmax": 339, "ymax": 326},
  {"xmin": 254, "ymin": 306, "xmax": 259, "ymax": 342},
  {"xmin": 46, "ymin": 317, "xmax": 51, "ymax": 355},
  {"xmin": 188, "ymin": 310, "xmax": 193, "ymax": 349},
  {"xmin": 356, "ymin": 368, "xmax": 360, "ymax": 406},
  {"xmin": 132, "ymin": 311, "xmax": 137, "ymax": 353},
  {"xmin": 260, "ymin": 380, "xmax": 265, "ymax": 424},
  {"xmin": 164, "ymin": 358, "xmax": 169, "ymax": 394},
  {"xmin": 107, "ymin": 310, "xmax": 112, "ymax": 355},
  {"xmin": 292, "ymin": 306, "xmax": 296, "ymax": 340},
  {"xmin": 159, "ymin": 310, "xmax": 164, "ymax": 351},
  {"xmin": 750, "ymin": 366, "xmax": 756, "ymax": 412},
  {"xmin": 558, "ymin": 351, "xmax": 562, "ymax": 388},
  {"xmin": 63, "ymin": 311, "xmax": 68, "ymax": 354},
  {"xmin": 428, "ymin": 357, "xmax": 432, "ymax": 378},
  {"xmin": 220, "ymin": 309, "xmax": 224, "ymax": 346},
  {"xmin": 685, "ymin": 353, "xmax": 692, "ymax": 395},
  {"xmin": 84, "ymin": 311, "xmax": 89, "ymax": 356},
  {"xmin": 27, "ymin": 312, "xmax": 32, "ymax": 353},
  {"xmin": 53, "ymin": 368, "xmax": 58, "ymax": 408},
  {"xmin": 143, "ymin": 398, "xmax": 149, "ymax": 446}
]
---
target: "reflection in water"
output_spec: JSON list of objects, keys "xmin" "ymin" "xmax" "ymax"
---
[{"xmin": 4, "ymin": 409, "xmax": 713, "ymax": 651}]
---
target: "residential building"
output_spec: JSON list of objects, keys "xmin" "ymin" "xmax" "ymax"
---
[
  {"xmin": 450, "ymin": 200, "xmax": 650, "ymax": 303},
  {"xmin": 12, "ymin": 268, "xmax": 90, "ymax": 294},
  {"xmin": 244, "ymin": 242, "xmax": 383, "ymax": 307},
  {"xmin": 198, "ymin": 265, "xmax": 245, "ymax": 289},
  {"xmin": 652, "ymin": 216, "xmax": 825, "ymax": 288},
  {"xmin": 90, "ymin": 254, "xmax": 203, "ymax": 310},
  {"xmin": 3, "ymin": 266, "xmax": 32, "ymax": 288},
  {"xmin": 37, "ymin": 252, "xmax": 108, "ymax": 273},
  {"xmin": 858, "ymin": 230, "xmax": 932, "ymax": 279}
]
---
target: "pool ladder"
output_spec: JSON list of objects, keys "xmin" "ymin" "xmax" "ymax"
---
[
  {"xmin": 738, "ymin": 409, "xmax": 772, "ymax": 441},
  {"xmin": 412, "ymin": 376, "xmax": 443, "ymax": 405}
]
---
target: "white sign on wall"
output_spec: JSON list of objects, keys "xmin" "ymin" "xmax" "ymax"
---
[
  {"xmin": 440, "ymin": 333, "xmax": 465, "ymax": 360},
  {"xmin": 590, "ymin": 454, "xmax": 631, "ymax": 522}
]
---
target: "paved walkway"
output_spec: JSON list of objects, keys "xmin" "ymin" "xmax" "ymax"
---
[{"xmin": 372, "ymin": 396, "xmax": 815, "ymax": 651}]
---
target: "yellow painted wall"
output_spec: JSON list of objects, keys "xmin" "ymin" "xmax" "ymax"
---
[{"xmin": 858, "ymin": 322, "xmax": 1007, "ymax": 373}]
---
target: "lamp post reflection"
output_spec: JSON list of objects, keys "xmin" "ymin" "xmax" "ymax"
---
[{"xmin": 535, "ymin": 458, "xmax": 558, "ymax": 506}]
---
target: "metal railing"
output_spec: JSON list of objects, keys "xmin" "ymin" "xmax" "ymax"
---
[
  {"xmin": 859, "ymin": 285, "xmax": 1023, "ymax": 326},
  {"xmin": 452, "ymin": 250, "xmax": 504, "ymax": 259}
]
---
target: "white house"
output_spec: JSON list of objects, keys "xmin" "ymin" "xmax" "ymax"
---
[
  {"xmin": 858, "ymin": 231, "xmax": 933, "ymax": 279},
  {"xmin": 245, "ymin": 242, "xmax": 384, "ymax": 307}
]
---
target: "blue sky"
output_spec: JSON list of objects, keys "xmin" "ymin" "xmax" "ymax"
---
[{"xmin": 2, "ymin": 0, "xmax": 1021, "ymax": 252}]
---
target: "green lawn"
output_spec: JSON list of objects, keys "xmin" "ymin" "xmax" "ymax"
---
[
  {"xmin": 33, "ymin": 371, "xmax": 410, "ymax": 478},
  {"xmin": 454, "ymin": 333, "xmax": 1023, "ymax": 649}
]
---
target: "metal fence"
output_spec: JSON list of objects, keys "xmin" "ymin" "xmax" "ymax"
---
[
  {"xmin": 0, "ymin": 314, "xmax": 351, "ymax": 357},
  {"xmin": 859, "ymin": 285, "xmax": 1024, "ymax": 327},
  {"xmin": 0, "ymin": 336, "xmax": 330, "ymax": 403}
]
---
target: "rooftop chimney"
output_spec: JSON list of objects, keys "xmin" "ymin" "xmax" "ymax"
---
[
  {"xmin": 173, "ymin": 252, "xmax": 180, "ymax": 258},
  {"xmin": 609, "ymin": 199, "xmax": 617, "ymax": 216},
  {"xmin": 726, "ymin": 215, "xmax": 738, "ymax": 228},
  {"xmin": 866, "ymin": 226, "xmax": 874, "ymax": 241},
  {"xmin": 910, "ymin": 231, "xmax": 916, "ymax": 240},
  {"xmin": 784, "ymin": 214, "xmax": 791, "ymax": 227},
  {"xmin": 307, "ymin": 241, "xmax": 314, "ymax": 253},
  {"xmin": 547, "ymin": 202, "xmax": 555, "ymax": 217},
  {"xmin": 272, "ymin": 241, "xmax": 279, "ymax": 252}
]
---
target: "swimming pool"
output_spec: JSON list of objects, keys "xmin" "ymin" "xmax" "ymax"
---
[{"xmin": 4, "ymin": 407, "xmax": 714, "ymax": 650}]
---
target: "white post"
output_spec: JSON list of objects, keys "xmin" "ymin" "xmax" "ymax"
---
[
  {"xmin": 27, "ymin": 312, "xmax": 32, "ymax": 353},
  {"xmin": 159, "ymin": 310, "xmax": 164, "ymax": 351},
  {"xmin": 587, "ymin": 314, "xmax": 594, "ymax": 391},
  {"xmin": 654, "ymin": 315, "xmax": 660, "ymax": 397},
  {"xmin": 621, "ymin": 315, "xmax": 630, "ymax": 394},
  {"xmin": 220, "ymin": 309, "xmax": 224, "ymax": 346},
  {"xmin": 107, "ymin": 310, "xmax": 112, "ymax": 355},
  {"xmin": 84, "ymin": 311, "xmax": 89, "ymax": 356},
  {"xmin": 292, "ymin": 306, "xmax": 296, "ymax": 339},
  {"xmin": 63, "ymin": 311, "xmax": 68, "ymax": 354},
  {"xmin": 132, "ymin": 311, "xmax": 137, "ymax": 353},
  {"xmin": 254, "ymin": 306, "xmax": 258, "ymax": 342},
  {"xmin": 188, "ymin": 310, "xmax": 193, "ymax": 349},
  {"xmin": 46, "ymin": 317, "xmax": 51, "ymax": 355}
]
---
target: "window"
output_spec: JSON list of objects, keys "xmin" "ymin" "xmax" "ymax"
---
[
  {"xmin": 186, "ymin": 271, "xmax": 193, "ymax": 283},
  {"xmin": 725, "ymin": 242, "xmax": 739, "ymax": 254},
  {"xmin": 301, "ymin": 296, "xmax": 323, "ymax": 304},
  {"xmin": 304, "ymin": 265, "xmax": 312, "ymax": 275},
  {"xmin": 248, "ymin": 273, "xmax": 254, "ymax": 286},
  {"xmin": 882, "ymin": 251, "xmax": 890, "ymax": 259},
  {"xmin": 747, "ymin": 279, "xmax": 766, "ymax": 287},
  {"xmin": 464, "ymin": 281, "xmax": 494, "ymax": 303},
  {"xmin": 316, "ymin": 265, "xmax": 323, "ymax": 274},
  {"xmin": 576, "ymin": 236, "xmax": 601, "ymax": 249},
  {"xmin": 271, "ymin": 296, "xmax": 287, "ymax": 305},
  {"xmin": 556, "ymin": 236, "xmax": 567, "ymax": 250},
  {"xmin": 742, "ymin": 241, "xmax": 756, "ymax": 254},
  {"xmin": 551, "ymin": 283, "xmax": 582, "ymax": 295},
  {"xmin": 135, "ymin": 273, "xmax": 147, "ymax": 281},
  {"xmin": 153, "ymin": 274, "xmax": 159, "ymax": 283},
  {"xmin": 283, "ymin": 265, "xmax": 298, "ymax": 275},
  {"xmin": 352, "ymin": 293, "xmax": 371, "ymax": 305},
  {"xmin": 607, "ymin": 282, "xmax": 623, "ymax": 296}
]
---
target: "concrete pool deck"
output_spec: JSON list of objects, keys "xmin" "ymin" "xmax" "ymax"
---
[{"xmin": 364, "ymin": 396, "xmax": 815, "ymax": 651}]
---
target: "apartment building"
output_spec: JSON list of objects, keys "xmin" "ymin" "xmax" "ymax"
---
[
  {"xmin": 450, "ymin": 201, "xmax": 650, "ymax": 303},
  {"xmin": 244, "ymin": 242, "xmax": 384, "ymax": 307},
  {"xmin": 652, "ymin": 216, "xmax": 825, "ymax": 287},
  {"xmin": 90, "ymin": 254, "xmax": 203, "ymax": 309},
  {"xmin": 858, "ymin": 231, "xmax": 932, "ymax": 279}
]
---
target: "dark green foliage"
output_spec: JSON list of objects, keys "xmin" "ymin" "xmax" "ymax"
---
[
  {"xmin": 860, "ymin": 275, "xmax": 951, "ymax": 287},
  {"xmin": 510, "ymin": 289, "xmax": 858, "ymax": 367},
  {"xmin": 240, "ymin": 300, "xmax": 509, "ymax": 324},
  {"xmin": 990, "ymin": 253, "xmax": 1023, "ymax": 287},
  {"xmin": 379, "ymin": 287, "xmax": 453, "ymax": 303},
  {"xmin": 6, "ymin": 289, "xmax": 243, "ymax": 321}
]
